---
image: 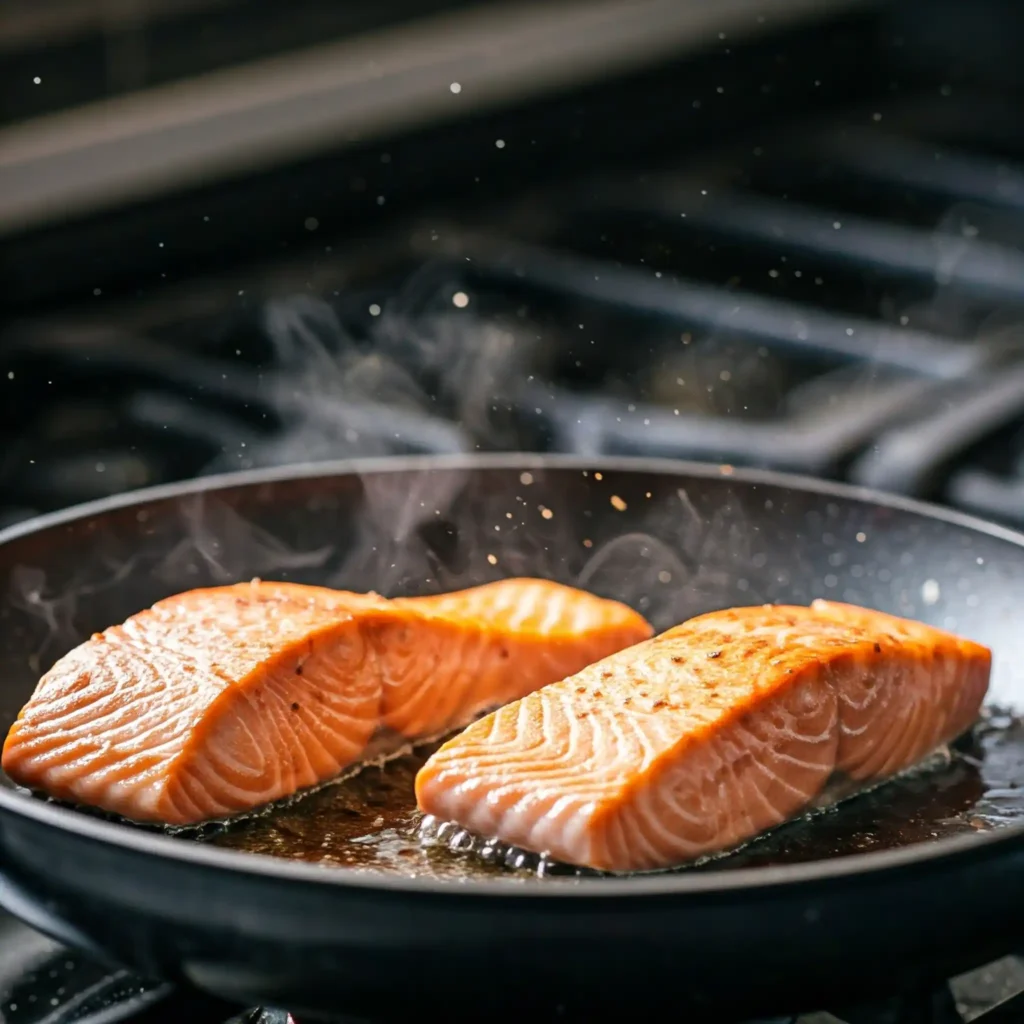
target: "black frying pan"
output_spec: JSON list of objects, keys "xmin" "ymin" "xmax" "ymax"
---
[{"xmin": 0, "ymin": 454, "xmax": 1023, "ymax": 1022}]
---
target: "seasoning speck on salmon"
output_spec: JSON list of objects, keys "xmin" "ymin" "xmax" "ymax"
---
[
  {"xmin": 1, "ymin": 579, "xmax": 651, "ymax": 826},
  {"xmin": 414, "ymin": 600, "xmax": 991, "ymax": 873}
]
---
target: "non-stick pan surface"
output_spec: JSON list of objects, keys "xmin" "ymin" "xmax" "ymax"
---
[{"xmin": 0, "ymin": 454, "xmax": 1023, "ymax": 1021}]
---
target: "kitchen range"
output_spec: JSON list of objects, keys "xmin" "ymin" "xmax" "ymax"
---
[{"xmin": 4, "ymin": 0, "xmax": 1024, "ymax": 1020}]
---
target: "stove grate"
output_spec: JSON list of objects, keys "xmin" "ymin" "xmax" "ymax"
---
[{"xmin": 7, "ymin": 93, "xmax": 1024, "ymax": 529}]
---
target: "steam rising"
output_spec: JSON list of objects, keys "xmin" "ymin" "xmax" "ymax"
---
[
  {"xmin": 5, "ymin": 259, "xmax": 766, "ymax": 664},
  {"xmin": 601, "ymin": 486, "xmax": 762, "ymax": 628},
  {"xmin": 155, "ymin": 494, "xmax": 335, "ymax": 585},
  {"xmin": 207, "ymin": 280, "xmax": 528, "ymax": 472},
  {"xmin": 4, "ymin": 467, "xmax": 739, "ymax": 669},
  {"xmin": 328, "ymin": 465, "xmax": 473, "ymax": 595},
  {"xmin": 8, "ymin": 559, "xmax": 140, "ymax": 673},
  {"xmin": 1, "ymin": 265, "xmax": 753, "ymax": 661},
  {"xmin": 10, "ymin": 171, "xmax": 1009, "ymax": 656}
]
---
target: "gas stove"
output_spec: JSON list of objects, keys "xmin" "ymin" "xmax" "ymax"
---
[
  {"xmin": 5, "ymin": 1, "xmax": 1024, "ymax": 1022},
  {"xmin": 6, "ymin": 82, "xmax": 1024, "ymax": 529},
  {"xmin": 2, "ymin": 905, "xmax": 1024, "ymax": 1024}
]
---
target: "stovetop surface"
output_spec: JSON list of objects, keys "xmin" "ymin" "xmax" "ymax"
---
[
  {"xmin": 7, "ymin": 81, "xmax": 1024, "ymax": 533},
  {"xmin": 6, "ymin": 7, "xmax": 1024, "ymax": 1023},
  {"xmin": 2, "ymin": 905, "xmax": 1024, "ymax": 1024}
]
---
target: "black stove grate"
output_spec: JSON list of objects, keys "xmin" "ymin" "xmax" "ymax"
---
[{"xmin": 8, "ymin": 89, "xmax": 1024, "ymax": 529}]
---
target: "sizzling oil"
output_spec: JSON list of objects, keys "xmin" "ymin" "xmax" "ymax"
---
[
  {"xmin": 206, "ymin": 741, "xmax": 521, "ymax": 880},
  {"xmin": 203, "ymin": 709, "xmax": 1024, "ymax": 880}
]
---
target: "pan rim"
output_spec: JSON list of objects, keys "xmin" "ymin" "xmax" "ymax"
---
[{"xmin": 0, "ymin": 451, "xmax": 1021, "ymax": 900}]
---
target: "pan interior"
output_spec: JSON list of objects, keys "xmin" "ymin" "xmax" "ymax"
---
[{"xmin": 1, "ymin": 458, "xmax": 1022, "ymax": 883}]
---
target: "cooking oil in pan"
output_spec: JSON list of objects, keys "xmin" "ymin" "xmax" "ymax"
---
[{"xmin": 204, "ymin": 707, "xmax": 1024, "ymax": 880}]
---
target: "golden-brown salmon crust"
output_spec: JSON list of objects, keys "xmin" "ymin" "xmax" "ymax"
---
[
  {"xmin": 2, "ymin": 579, "xmax": 651, "ymax": 825},
  {"xmin": 415, "ymin": 600, "xmax": 991, "ymax": 872}
]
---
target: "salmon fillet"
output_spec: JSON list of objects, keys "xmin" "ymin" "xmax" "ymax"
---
[
  {"xmin": 384, "ymin": 579, "xmax": 653, "ymax": 737},
  {"xmin": 2, "ymin": 578, "xmax": 650, "ymax": 825},
  {"xmin": 415, "ymin": 600, "xmax": 991, "ymax": 873}
]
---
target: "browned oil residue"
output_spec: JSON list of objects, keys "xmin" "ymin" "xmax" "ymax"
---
[
  {"xmin": 203, "ymin": 712, "xmax": 1024, "ymax": 881},
  {"xmin": 210, "ymin": 743, "xmax": 520, "ymax": 880}
]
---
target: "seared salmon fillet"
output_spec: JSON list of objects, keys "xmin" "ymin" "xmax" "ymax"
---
[
  {"xmin": 2, "ymin": 578, "xmax": 650, "ymax": 825},
  {"xmin": 415, "ymin": 601, "xmax": 991, "ymax": 873},
  {"xmin": 1, "ymin": 582, "xmax": 387, "ymax": 825},
  {"xmin": 385, "ymin": 579, "xmax": 653, "ymax": 737}
]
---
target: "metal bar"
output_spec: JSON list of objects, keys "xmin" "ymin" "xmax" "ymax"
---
[
  {"xmin": 0, "ymin": 0, "xmax": 242, "ymax": 52},
  {"xmin": 582, "ymin": 178, "xmax": 1024, "ymax": 307},
  {"xmin": 0, "ymin": 0, "xmax": 876, "ymax": 235},
  {"xmin": 811, "ymin": 131, "xmax": 1024, "ymax": 217},
  {"xmin": 0, "ymin": 331, "xmax": 268, "ymax": 408},
  {"xmin": 417, "ymin": 227, "xmax": 984, "ymax": 377},
  {"xmin": 850, "ymin": 364, "xmax": 1024, "ymax": 497},
  {"xmin": 945, "ymin": 469, "xmax": 1024, "ymax": 525},
  {"xmin": 522, "ymin": 374, "xmax": 936, "ymax": 474}
]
